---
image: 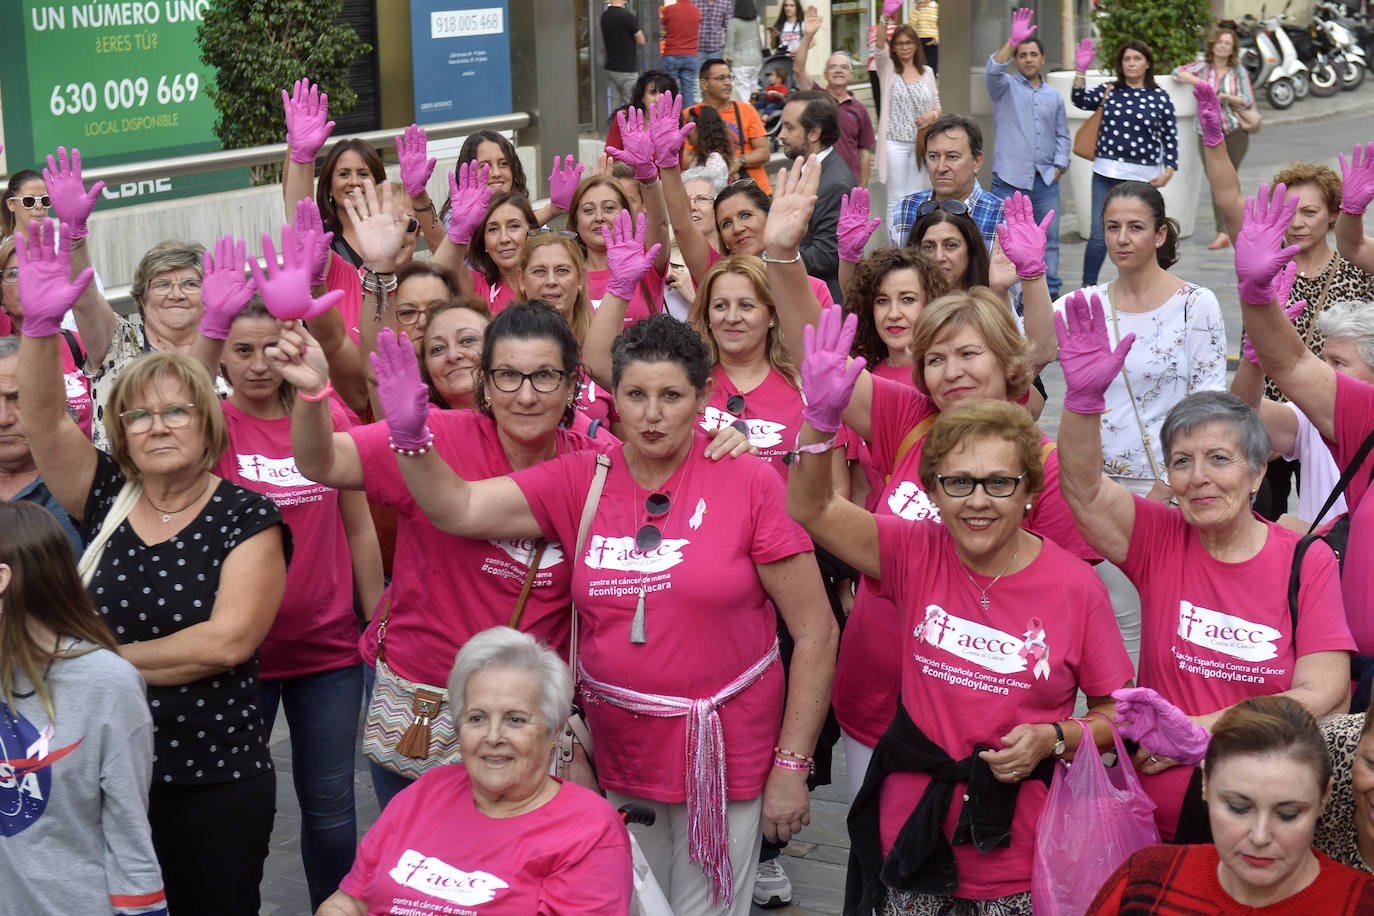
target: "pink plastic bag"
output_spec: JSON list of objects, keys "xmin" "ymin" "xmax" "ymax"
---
[{"xmin": 1031, "ymin": 718, "xmax": 1160, "ymax": 916}]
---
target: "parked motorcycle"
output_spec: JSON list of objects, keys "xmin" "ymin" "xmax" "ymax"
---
[
  {"xmin": 1238, "ymin": 12, "xmax": 1301, "ymax": 108},
  {"xmin": 1313, "ymin": 0, "xmax": 1368, "ymax": 90}
]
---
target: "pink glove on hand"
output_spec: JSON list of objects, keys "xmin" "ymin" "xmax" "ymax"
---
[
  {"xmin": 1241, "ymin": 262, "xmax": 1304, "ymax": 363},
  {"xmin": 1235, "ymin": 183, "xmax": 1301, "ymax": 305},
  {"xmin": 282, "ymin": 79, "xmax": 335, "ymax": 164},
  {"xmin": 446, "ymin": 162, "xmax": 493, "ymax": 246},
  {"xmin": 14, "ymin": 220, "xmax": 93, "ymax": 338},
  {"xmin": 801, "ymin": 306, "xmax": 867, "ymax": 433},
  {"xmin": 1193, "ymin": 83, "xmax": 1226, "ymax": 149},
  {"xmin": 396, "ymin": 124, "xmax": 437, "ymax": 198},
  {"xmin": 1008, "ymin": 7, "xmax": 1037, "ymax": 47},
  {"xmin": 1113, "ymin": 687, "xmax": 1210, "ymax": 766},
  {"xmin": 1055, "ymin": 290, "xmax": 1134, "ymax": 415},
  {"xmin": 602, "ymin": 210, "xmax": 662, "ymax": 301},
  {"xmin": 996, "ymin": 191, "xmax": 1052, "ymax": 279},
  {"xmin": 548, "ymin": 155, "xmax": 586, "ymax": 212},
  {"xmin": 200, "ymin": 236, "xmax": 257, "ymax": 340},
  {"xmin": 293, "ymin": 198, "xmax": 335, "ymax": 288},
  {"xmin": 649, "ymin": 92, "xmax": 695, "ymax": 167},
  {"xmin": 43, "ymin": 146, "xmax": 103, "ymax": 241},
  {"xmin": 370, "ymin": 328, "xmax": 432, "ymax": 450},
  {"xmin": 606, "ymin": 109, "xmax": 658, "ymax": 182},
  {"xmin": 248, "ymin": 224, "xmax": 345, "ymax": 323},
  {"xmin": 1075, "ymin": 38, "xmax": 1095, "ymax": 73},
  {"xmin": 838, "ymin": 189, "xmax": 882, "ymax": 263},
  {"xmin": 882, "ymin": 0, "xmax": 902, "ymax": 18},
  {"xmin": 1339, "ymin": 142, "xmax": 1374, "ymax": 215}
]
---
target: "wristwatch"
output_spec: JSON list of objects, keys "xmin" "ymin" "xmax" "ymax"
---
[{"xmin": 1051, "ymin": 721, "xmax": 1066, "ymax": 757}]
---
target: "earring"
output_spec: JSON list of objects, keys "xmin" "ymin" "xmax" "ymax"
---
[
  {"xmin": 1025, "ymin": 503, "xmax": 1033, "ymax": 512},
  {"xmin": 769, "ymin": 320, "xmax": 775, "ymax": 327}
]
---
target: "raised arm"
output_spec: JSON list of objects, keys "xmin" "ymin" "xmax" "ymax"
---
[
  {"xmin": 396, "ymin": 124, "xmax": 444, "ymax": 253},
  {"xmin": 193, "ymin": 234, "xmax": 259, "ymax": 374},
  {"xmin": 1230, "ymin": 271, "xmax": 1304, "ymax": 455},
  {"xmin": 1334, "ymin": 141, "xmax": 1374, "ymax": 273},
  {"xmin": 608, "ymin": 104, "xmax": 671, "ymax": 274},
  {"xmin": 281, "ymin": 79, "xmax": 335, "ymax": 217},
  {"xmin": 650, "ymin": 93, "xmax": 712, "ymax": 281},
  {"xmin": 271, "ymin": 322, "xmax": 367, "ymax": 490},
  {"xmin": 1053, "ymin": 290, "xmax": 1139, "ymax": 565},
  {"xmin": 341, "ymin": 179, "xmax": 411, "ymax": 415},
  {"xmin": 42, "ymin": 146, "xmax": 116, "ymax": 368},
  {"xmin": 582, "ymin": 210, "xmax": 662, "ymax": 389},
  {"xmin": 292, "ymin": 199, "xmax": 370, "ymax": 413},
  {"xmin": 996, "ymin": 191, "xmax": 1057, "ymax": 371},
  {"xmin": 792, "ymin": 6, "xmax": 823, "ymax": 89},
  {"xmin": 1195, "ymin": 83, "xmax": 1244, "ymax": 240},
  {"xmin": 428, "ymin": 162, "xmax": 493, "ymax": 283},
  {"xmin": 836, "ymin": 187, "xmax": 881, "ymax": 310}
]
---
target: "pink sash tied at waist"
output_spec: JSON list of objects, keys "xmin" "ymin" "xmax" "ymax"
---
[{"xmin": 578, "ymin": 638, "xmax": 781, "ymax": 907}]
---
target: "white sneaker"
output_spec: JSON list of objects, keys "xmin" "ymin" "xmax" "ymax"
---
[{"xmin": 752, "ymin": 857, "xmax": 793, "ymax": 908}]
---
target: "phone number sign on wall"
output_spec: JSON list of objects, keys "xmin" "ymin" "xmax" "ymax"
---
[{"xmin": 411, "ymin": 0, "xmax": 512, "ymax": 125}]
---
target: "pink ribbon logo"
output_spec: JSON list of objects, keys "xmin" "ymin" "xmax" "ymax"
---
[{"xmin": 1019, "ymin": 618, "xmax": 1051, "ymax": 680}]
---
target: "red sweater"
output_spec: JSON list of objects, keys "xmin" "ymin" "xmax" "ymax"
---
[{"xmin": 1088, "ymin": 844, "xmax": 1374, "ymax": 915}]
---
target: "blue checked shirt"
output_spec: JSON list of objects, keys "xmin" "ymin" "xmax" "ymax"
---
[
  {"xmin": 892, "ymin": 183, "xmax": 1005, "ymax": 251},
  {"xmin": 695, "ymin": 0, "xmax": 730, "ymax": 53}
]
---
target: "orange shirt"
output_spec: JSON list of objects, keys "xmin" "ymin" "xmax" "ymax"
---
[{"xmin": 682, "ymin": 101, "xmax": 772, "ymax": 193}]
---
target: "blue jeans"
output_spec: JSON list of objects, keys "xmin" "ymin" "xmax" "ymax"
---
[
  {"xmin": 661, "ymin": 54, "xmax": 699, "ymax": 106},
  {"xmin": 990, "ymin": 172, "xmax": 1063, "ymax": 299},
  {"xmin": 1083, "ymin": 171, "xmax": 1127, "ymax": 287},
  {"xmin": 259, "ymin": 664, "xmax": 363, "ymax": 910},
  {"xmin": 361, "ymin": 663, "xmax": 418, "ymax": 810}
]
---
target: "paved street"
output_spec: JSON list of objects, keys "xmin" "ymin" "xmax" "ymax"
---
[{"xmin": 259, "ymin": 91, "xmax": 1374, "ymax": 916}]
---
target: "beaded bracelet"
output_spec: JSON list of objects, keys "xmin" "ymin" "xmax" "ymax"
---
[
  {"xmin": 298, "ymin": 383, "xmax": 335, "ymax": 403},
  {"xmin": 773, "ymin": 755, "xmax": 811, "ymax": 772},
  {"xmin": 388, "ymin": 428, "xmax": 435, "ymax": 457},
  {"xmin": 774, "ymin": 746, "xmax": 814, "ymax": 763}
]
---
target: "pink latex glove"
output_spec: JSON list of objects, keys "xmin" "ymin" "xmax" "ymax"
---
[
  {"xmin": 838, "ymin": 189, "xmax": 882, "ymax": 263},
  {"xmin": 1339, "ymin": 142, "xmax": 1374, "ymax": 215},
  {"xmin": 1113, "ymin": 687, "xmax": 1210, "ymax": 766},
  {"xmin": 1193, "ymin": 82, "xmax": 1226, "ymax": 149},
  {"xmin": 1075, "ymin": 38, "xmax": 1095, "ymax": 73},
  {"xmin": 996, "ymin": 191, "xmax": 1052, "ymax": 279},
  {"xmin": 649, "ymin": 92, "xmax": 695, "ymax": 167},
  {"xmin": 42, "ymin": 146, "xmax": 103, "ymax": 241},
  {"xmin": 1235, "ymin": 183, "xmax": 1301, "ymax": 305},
  {"xmin": 1008, "ymin": 7, "xmax": 1037, "ymax": 46},
  {"xmin": 282, "ymin": 79, "xmax": 335, "ymax": 164},
  {"xmin": 396, "ymin": 124, "xmax": 437, "ymax": 198},
  {"xmin": 445, "ymin": 162, "xmax": 493, "ymax": 246},
  {"xmin": 1054, "ymin": 290, "xmax": 1134, "ymax": 415},
  {"xmin": 605, "ymin": 108, "xmax": 658, "ymax": 182},
  {"xmin": 248, "ymin": 224, "xmax": 344, "ymax": 322},
  {"xmin": 801, "ymin": 306, "xmax": 867, "ymax": 433},
  {"xmin": 1273, "ymin": 258, "xmax": 1299, "ymax": 312},
  {"xmin": 200, "ymin": 235, "xmax": 257, "ymax": 340},
  {"xmin": 1242, "ymin": 297, "xmax": 1306, "ymax": 365},
  {"xmin": 293, "ymin": 198, "xmax": 335, "ymax": 287},
  {"xmin": 548, "ymin": 155, "xmax": 586, "ymax": 212},
  {"xmin": 370, "ymin": 328, "xmax": 432, "ymax": 449},
  {"xmin": 14, "ymin": 220, "xmax": 93, "ymax": 339},
  {"xmin": 882, "ymin": 0, "xmax": 902, "ymax": 18},
  {"xmin": 601, "ymin": 209, "xmax": 662, "ymax": 301}
]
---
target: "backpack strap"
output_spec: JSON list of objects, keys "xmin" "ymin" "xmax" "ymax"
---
[{"xmin": 885, "ymin": 414, "xmax": 937, "ymax": 484}]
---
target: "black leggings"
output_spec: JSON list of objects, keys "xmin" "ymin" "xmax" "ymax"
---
[{"xmin": 148, "ymin": 771, "xmax": 276, "ymax": 916}]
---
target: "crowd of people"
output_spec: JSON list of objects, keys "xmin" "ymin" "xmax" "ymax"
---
[{"xmin": 10, "ymin": 2, "xmax": 1374, "ymax": 915}]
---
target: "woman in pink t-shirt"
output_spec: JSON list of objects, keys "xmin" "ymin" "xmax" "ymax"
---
[
  {"xmin": 570, "ymin": 176, "xmax": 670, "ymax": 322},
  {"xmin": 429, "ymin": 187, "xmax": 537, "ymax": 315},
  {"xmin": 1056, "ymin": 288, "xmax": 1353, "ymax": 842},
  {"xmin": 361, "ymin": 314, "xmax": 838, "ymax": 915},
  {"xmin": 788, "ymin": 340, "xmax": 1134, "ymax": 914}
]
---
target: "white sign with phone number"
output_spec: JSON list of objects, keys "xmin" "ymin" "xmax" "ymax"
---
[{"xmin": 431, "ymin": 8, "xmax": 503, "ymax": 38}]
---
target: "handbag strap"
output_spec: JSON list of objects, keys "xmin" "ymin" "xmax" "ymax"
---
[
  {"xmin": 570, "ymin": 454, "xmax": 613, "ymax": 685},
  {"xmin": 374, "ymin": 592, "xmax": 394, "ymax": 666},
  {"xmin": 1299, "ymin": 258, "xmax": 1340, "ymax": 349},
  {"xmin": 1106, "ymin": 290, "xmax": 1165, "ymax": 481},
  {"xmin": 508, "ymin": 540, "xmax": 549, "ymax": 630},
  {"xmin": 78, "ymin": 479, "xmax": 143, "ymax": 587}
]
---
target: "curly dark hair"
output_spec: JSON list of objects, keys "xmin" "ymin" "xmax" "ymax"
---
[
  {"xmin": 615, "ymin": 70, "xmax": 681, "ymax": 123},
  {"xmin": 842, "ymin": 248, "xmax": 949, "ymax": 365},
  {"xmin": 612, "ymin": 314, "xmax": 712, "ymax": 393},
  {"xmin": 688, "ymin": 105, "xmax": 737, "ymax": 170}
]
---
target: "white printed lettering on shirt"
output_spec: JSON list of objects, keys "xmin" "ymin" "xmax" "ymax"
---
[
  {"xmin": 63, "ymin": 371, "xmax": 85, "ymax": 400},
  {"xmin": 492, "ymin": 538, "xmax": 565, "ymax": 569},
  {"xmin": 1176, "ymin": 600, "xmax": 1281, "ymax": 662},
  {"xmin": 584, "ymin": 535, "xmax": 689, "ymax": 572},
  {"xmin": 237, "ymin": 453, "xmax": 311, "ymax": 488},
  {"xmin": 913, "ymin": 603, "xmax": 1032, "ymax": 674},
  {"xmin": 887, "ymin": 481, "xmax": 941, "ymax": 521},
  {"xmin": 388, "ymin": 848, "xmax": 509, "ymax": 905},
  {"xmin": 698, "ymin": 406, "xmax": 787, "ymax": 448}
]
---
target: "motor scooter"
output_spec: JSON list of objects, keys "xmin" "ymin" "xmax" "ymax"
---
[
  {"xmin": 1238, "ymin": 12, "xmax": 1300, "ymax": 108},
  {"xmin": 1314, "ymin": 0, "xmax": 1368, "ymax": 89}
]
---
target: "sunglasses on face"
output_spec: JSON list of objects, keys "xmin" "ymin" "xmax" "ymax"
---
[
  {"xmin": 9, "ymin": 195, "xmax": 50, "ymax": 210},
  {"xmin": 915, "ymin": 198, "xmax": 969, "ymax": 218}
]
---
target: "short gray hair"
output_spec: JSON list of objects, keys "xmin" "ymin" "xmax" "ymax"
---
[
  {"xmin": 447, "ymin": 626, "xmax": 572, "ymax": 741},
  {"xmin": 1159, "ymin": 391, "xmax": 1271, "ymax": 473},
  {"xmin": 131, "ymin": 240, "xmax": 205, "ymax": 307},
  {"xmin": 682, "ymin": 166, "xmax": 727, "ymax": 193},
  {"xmin": 1314, "ymin": 300, "xmax": 1374, "ymax": 369},
  {"xmin": 0, "ymin": 338, "xmax": 19, "ymax": 361}
]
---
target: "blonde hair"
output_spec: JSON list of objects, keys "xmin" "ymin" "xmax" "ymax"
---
[
  {"xmin": 688, "ymin": 254, "xmax": 801, "ymax": 388},
  {"xmin": 910, "ymin": 288, "xmax": 1034, "ymax": 401},
  {"xmin": 520, "ymin": 234, "xmax": 592, "ymax": 342},
  {"xmin": 918, "ymin": 399, "xmax": 1046, "ymax": 498},
  {"xmin": 105, "ymin": 351, "xmax": 228, "ymax": 481}
]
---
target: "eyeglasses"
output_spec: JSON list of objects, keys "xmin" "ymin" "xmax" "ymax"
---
[
  {"xmin": 119, "ymin": 403, "xmax": 198, "ymax": 433},
  {"xmin": 825, "ymin": 64, "xmax": 853, "ymax": 72},
  {"xmin": 915, "ymin": 199, "xmax": 969, "ymax": 218},
  {"xmin": 148, "ymin": 278, "xmax": 203, "ymax": 295},
  {"xmin": 705, "ymin": 74, "xmax": 734, "ymax": 82},
  {"xmin": 0, "ymin": 267, "xmax": 17, "ymax": 285},
  {"xmin": 689, "ymin": 194, "xmax": 717, "ymax": 206},
  {"xmin": 725, "ymin": 394, "xmax": 749, "ymax": 435},
  {"xmin": 528, "ymin": 227, "xmax": 580, "ymax": 239},
  {"xmin": 9, "ymin": 195, "xmax": 50, "ymax": 210},
  {"xmin": 636, "ymin": 492, "xmax": 671, "ymax": 550},
  {"xmin": 395, "ymin": 306, "xmax": 425, "ymax": 327},
  {"xmin": 934, "ymin": 473, "xmax": 1027, "ymax": 498},
  {"xmin": 487, "ymin": 367, "xmax": 568, "ymax": 393}
]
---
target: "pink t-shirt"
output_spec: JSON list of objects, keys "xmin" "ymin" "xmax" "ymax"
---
[
  {"xmin": 576, "ymin": 372, "xmax": 617, "ymax": 425},
  {"xmin": 586, "ymin": 263, "xmax": 668, "ymax": 325},
  {"xmin": 216, "ymin": 399, "xmax": 359, "ymax": 679},
  {"xmin": 351, "ymin": 407, "xmax": 607, "ymax": 686},
  {"xmin": 54, "ymin": 330, "xmax": 94, "ymax": 439},
  {"xmin": 512, "ymin": 433, "xmax": 812, "ymax": 801},
  {"xmin": 474, "ymin": 273, "xmax": 521, "ymax": 314},
  {"xmin": 704, "ymin": 247, "xmax": 836, "ymax": 310},
  {"xmin": 1122, "ymin": 494, "xmax": 1353, "ymax": 839},
  {"xmin": 1330, "ymin": 372, "xmax": 1374, "ymax": 653},
  {"xmin": 834, "ymin": 377, "xmax": 1102, "ymax": 747},
  {"xmin": 326, "ymin": 251, "xmax": 364, "ymax": 346},
  {"xmin": 340, "ymin": 767, "xmax": 633, "ymax": 915},
  {"xmin": 874, "ymin": 516, "xmax": 1132, "ymax": 898},
  {"xmin": 698, "ymin": 365, "xmax": 806, "ymax": 479}
]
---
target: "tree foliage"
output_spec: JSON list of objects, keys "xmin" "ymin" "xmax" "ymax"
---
[
  {"xmin": 198, "ymin": 0, "xmax": 369, "ymax": 182},
  {"xmin": 1091, "ymin": 0, "xmax": 1213, "ymax": 74}
]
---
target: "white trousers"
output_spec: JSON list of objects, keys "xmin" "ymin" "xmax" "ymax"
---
[
  {"xmin": 842, "ymin": 729, "xmax": 877, "ymax": 804},
  {"xmin": 884, "ymin": 138, "xmax": 927, "ymax": 238},
  {"xmin": 733, "ymin": 64, "xmax": 762, "ymax": 102}
]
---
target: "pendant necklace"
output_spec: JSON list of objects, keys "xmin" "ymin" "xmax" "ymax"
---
[
  {"xmin": 628, "ymin": 444, "xmax": 696, "ymax": 644},
  {"xmin": 146, "ymin": 477, "xmax": 212, "ymax": 524},
  {"xmin": 963, "ymin": 543, "xmax": 1020, "ymax": 611}
]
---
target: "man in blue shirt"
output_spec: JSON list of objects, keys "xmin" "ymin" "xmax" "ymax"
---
[
  {"xmin": 891, "ymin": 114, "xmax": 1004, "ymax": 250},
  {"xmin": 0, "ymin": 341, "xmax": 82, "ymax": 553},
  {"xmin": 985, "ymin": 7, "xmax": 1069, "ymax": 297}
]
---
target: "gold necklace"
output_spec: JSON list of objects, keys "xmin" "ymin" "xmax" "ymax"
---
[{"xmin": 145, "ymin": 477, "xmax": 211, "ymax": 523}]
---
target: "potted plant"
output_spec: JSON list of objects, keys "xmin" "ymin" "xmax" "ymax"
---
[{"xmin": 1048, "ymin": 0, "xmax": 1213, "ymax": 240}]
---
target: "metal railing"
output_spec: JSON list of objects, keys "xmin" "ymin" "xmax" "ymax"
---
[{"xmin": 75, "ymin": 111, "xmax": 533, "ymax": 186}]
